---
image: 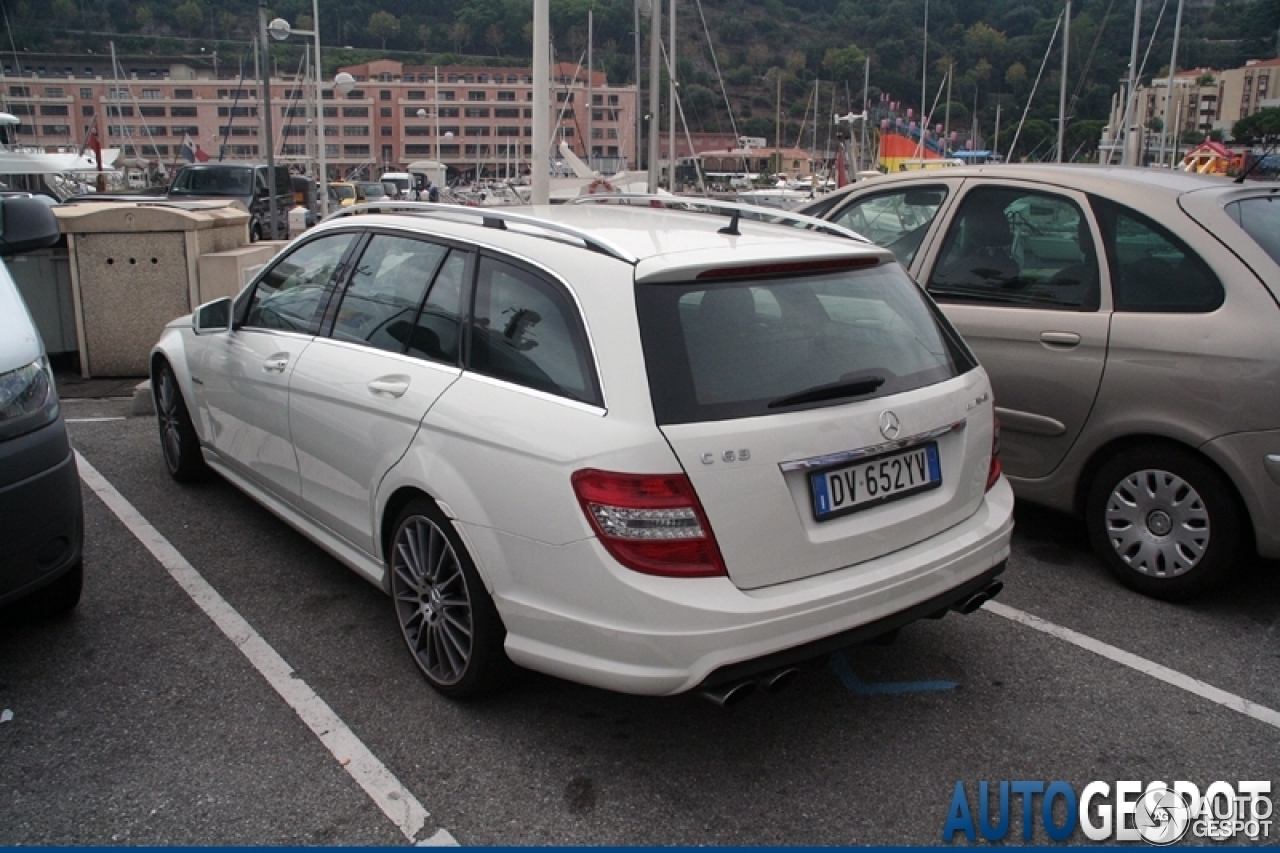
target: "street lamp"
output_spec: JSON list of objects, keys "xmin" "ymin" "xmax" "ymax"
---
[{"xmin": 268, "ymin": 8, "xmax": 328, "ymax": 214}]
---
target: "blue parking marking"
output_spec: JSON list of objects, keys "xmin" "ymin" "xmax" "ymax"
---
[{"xmin": 829, "ymin": 650, "xmax": 959, "ymax": 695}]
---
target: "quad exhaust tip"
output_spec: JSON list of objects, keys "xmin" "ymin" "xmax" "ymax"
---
[
  {"xmin": 699, "ymin": 666, "xmax": 801, "ymax": 707},
  {"xmin": 951, "ymin": 580, "xmax": 1005, "ymax": 615}
]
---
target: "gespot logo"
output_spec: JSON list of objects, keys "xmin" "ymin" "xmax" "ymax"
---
[{"xmin": 942, "ymin": 779, "xmax": 1274, "ymax": 844}]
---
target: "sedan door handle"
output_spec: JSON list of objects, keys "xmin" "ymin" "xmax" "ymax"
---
[
  {"xmin": 1039, "ymin": 331, "xmax": 1081, "ymax": 348},
  {"xmin": 368, "ymin": 376, "xmax": 411, "ymax": 398},
  {"xmin": 263, "ymin": 355, "xmax": 290, "ymax": 373}
]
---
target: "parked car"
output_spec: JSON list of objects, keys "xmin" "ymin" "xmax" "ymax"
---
[
  {"xmin": 149, "ymin": 202, "xmax": 1011, "ymax": 701},
  {"xmin": 167, "ymin": 162, "xmax": 295, "ymax": 242},
  {"xmin": 353, "ymin": 181, "xmax": 389, "ymax": 203},
  {"xmin": 799, "ymin": 165, "xmax": 1280, "ymax": 600},
  {"xmin": 0, "ymin": 196, "xmax": 83, "ymax": 615},
  {"xmin": 327, "ymin": 181, "xmax": 358, "ymax": 208}
]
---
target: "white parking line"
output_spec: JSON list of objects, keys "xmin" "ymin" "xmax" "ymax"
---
[
  {"xmin": 65, "ymin": 417, "xmax": 127, "ymax": 423},
  {"xmin": 74, "ymin": 452, "xmax": 458, "ymax": 847},
  {"xmin": 985, "ymin": 600, "xmax": 1280, "ymax": 731}
]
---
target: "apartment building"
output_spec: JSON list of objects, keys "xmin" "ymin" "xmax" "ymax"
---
[{"xmin": 0, "ymin": 52, "xmax": 640, "ymax": 181}]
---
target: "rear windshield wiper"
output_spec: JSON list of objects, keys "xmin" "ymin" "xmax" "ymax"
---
[{"xmin": 767, "ymin": 374, "xmax": 885, "ymax": 409}]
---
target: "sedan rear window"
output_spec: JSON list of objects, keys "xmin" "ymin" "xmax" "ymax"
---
[
  {"xmin": 1226, "ymin": 195, "xmax": 1280, "ymax": 267},
  {"xmin": 636, "ymin": 264, "xmax": 977, "ymax": 424}
]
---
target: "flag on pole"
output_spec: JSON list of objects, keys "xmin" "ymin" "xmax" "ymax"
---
[{"xmin": 180, "ymin": 134, "xmax": 210, "ymax": 163}]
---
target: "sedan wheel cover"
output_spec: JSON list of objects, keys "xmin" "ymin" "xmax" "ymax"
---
[
  {"xmin": 157, "ymin": 371, "xmax": 183, "ymax": 468},
  {"xmin": 392, "ymin": 517, "xmax": 474, "ymax": 685},
  {"xmin": 1104, "ymin": 469, "xmax": 1210, "ymax": 579}
]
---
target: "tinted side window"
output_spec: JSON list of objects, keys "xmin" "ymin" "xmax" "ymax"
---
[
  {"xmin": 407, "ymin": 253, "xmax": 466, "ymax": 365},
  {"xmin": 928, "ymin": 187, "xmax": 1099, "ymax": 310},
  {"xmin": 468, "ymin": 257, "xmax": 601, "ymax": 405},
  {"xmin": 831, "ymin": 185, "xmax": 947, "ymax": 266},
  {"xmin": 1091, "ymin": 196, "xmax": 1224, "ymax": 313},
  {"xmin": 242, "ymin": 232, "xmax": 355, "ymax": 334},
  {"xmin": 330, "ymin": 234, "xmax": 446, "ymax": 353}
]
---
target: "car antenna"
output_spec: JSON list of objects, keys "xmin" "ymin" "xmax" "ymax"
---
[
  {"xmin": 1235, "ymin": 140, "xmax": 1277, "ymax": 184},
  {"xmin": 718, "ymin": 209, "xmax": 742, "ymax": 236}
]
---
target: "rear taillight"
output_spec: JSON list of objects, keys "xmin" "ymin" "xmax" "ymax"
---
[
  {"xmin": 571, "ymin": 469, "xmax": 727, "ymax": 578},
  {"xmin": 985, "ymin": 412, "xmax": 1002, "ymax": 492}
]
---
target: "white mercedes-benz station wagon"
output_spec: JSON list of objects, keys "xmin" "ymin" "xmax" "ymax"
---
[{"xmin": 150, "ymin": 200, "xmax": 1012, "ymax": 704}]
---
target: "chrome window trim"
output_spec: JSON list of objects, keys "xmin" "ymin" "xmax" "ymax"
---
[
  {"xmin": 462, "ymin": 370, "xmax": 608, "ymax": 417},
  {"xmin": 778, "ymin": 420, "xmax": 966, "ymax": 473}
]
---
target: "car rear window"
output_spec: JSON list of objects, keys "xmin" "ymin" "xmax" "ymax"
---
[
  {"xmin": 1225, "ymin": 195, "xmax": 1280, "ymax": 267},
  {"xmin": 635, "ymin": 263, "xmax": 977, "ymax": 424}
]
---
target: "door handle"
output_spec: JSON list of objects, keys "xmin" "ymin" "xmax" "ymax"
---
[
  {"xmin": 263, "ymin": 355, "xmax": 290, "ymax": 373},
  {"xmin": 368, "ymin": 376, "xmax": 410, "ymax": 398},
  {"xmin": 1039, "ymin": 331, "xmax": 1081, "ymax": 348}
]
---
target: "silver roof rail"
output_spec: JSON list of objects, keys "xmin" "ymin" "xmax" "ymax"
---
[
  {"xmin": 320, "ymin": 200, "xmax": 639, "ymax": 265},
  {"xmin": 566, "ymin": 194, "xmax": 871, "ymax": 244}
]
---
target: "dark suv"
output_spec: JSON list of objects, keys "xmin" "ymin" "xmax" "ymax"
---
[{"xmin": 168, "ymin": 163, "xmax": 294, "ymax": 242}]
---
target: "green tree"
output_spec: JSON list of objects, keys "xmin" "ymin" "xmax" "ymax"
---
[
  {"xmin": 1233, "ymin": 107, "xmax": 1280, "ymax": 144},
  {"xmin": 174, "ymin": 0, "xmax": 203, "ymax": 38},
  {"xmin": 368, "ymin": 11, "xmax": 399, "ymax": 50},
  {"xmin": 822, "ymin": 45, "xmax": 866, "ymax": 83},
  {"xmin": 449, "ymin": 20, "xmax": 471, "ymax": 53},
  {"xmin": 418, "ymin": 23, "xmax": 432, "ymax": 52},
  {"xmin": 485, "ymin": 23, "xmax": 504, "ymax": 56},
  {"xmin": 133, "ymin": 5, "xmax": 153, "ymax": 33}
]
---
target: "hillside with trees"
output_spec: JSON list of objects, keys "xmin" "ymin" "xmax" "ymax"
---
[{"xmin": 4, "ymin": 0, "xmax": 1277, "ymax": 159}]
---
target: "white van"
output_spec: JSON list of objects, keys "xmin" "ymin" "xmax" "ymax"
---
[{"xmin": 379, "ymin": 171, "xmax": 412, "ymax": 197}]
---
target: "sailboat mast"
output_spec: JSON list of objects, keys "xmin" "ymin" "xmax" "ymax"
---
[
  {"xmin": 587, "ymin": 6, "xmax": 593, "ymax": 170},
  {"xmin": 1057, "ymin": 0, "xmax": 1070, "ymax": 162},
  {"xmin": 532, "ymin": 0, "xmax": 549, "ymax": 203},
  {"xmin": 1158, "ymin": 0, "xmax": 1186, "ymax": 165},
  {"xmin": 647, "ymin": 0, "xmax": 660, "ymax": 192},
  {"xmin": 1122, "ymin": 0, "xmax": 1143, "ymax": 166},
  {"xmin": 668, "ymin": 0, "xmax": 676, "ymax": 190},
  {"xmin": 861, "ymin": 56, "xmax": 870, "ymax": 172},
  {"xmin": 919, "ymin": 0, "xmax": 928, "ymax": 158}
]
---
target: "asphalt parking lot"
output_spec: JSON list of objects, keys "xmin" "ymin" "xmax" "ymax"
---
[{"xmin": 2, "ymin": 392, "xmax": 1278, "ymax": 846}]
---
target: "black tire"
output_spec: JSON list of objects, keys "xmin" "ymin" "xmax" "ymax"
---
[
  {"xmin": 26, "ymin": 560, "xmax": 83, "ymax": 617},
  {"xmin": 1085, "ymin": 446, "xmax": 1245, "ymax": 601},
  {"xmin": 154, "ymin": 362, "xmax": 207, "ymax": 482},
  {"xmin": 388, "ymin": 498, "xmax": 511, "ymax": 699}
]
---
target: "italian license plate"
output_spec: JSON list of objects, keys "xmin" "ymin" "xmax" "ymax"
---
[{"xmin": 810, "ymin": 442, "xmax": 942, "ymax": 521}]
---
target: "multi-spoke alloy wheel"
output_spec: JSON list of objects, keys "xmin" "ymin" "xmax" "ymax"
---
[
  {"xmin": 389, "ymin": 499, "xmax": 509, "ymax": 698},
  {"xmin": 1086, "ymin": 447, "xmax": 1244, "ymax": 601},
  {"xmin": 155, "ymin": 362, "xmax": 206, "ymax": 482}
]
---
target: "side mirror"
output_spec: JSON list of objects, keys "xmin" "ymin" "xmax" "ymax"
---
[
  {"xmin": 0, "ymin": 196, "xmax": 60, "ymax": 256},
  {"xmin": 192, "ymin": 297, "xmax": 232, "ymax": 335}
]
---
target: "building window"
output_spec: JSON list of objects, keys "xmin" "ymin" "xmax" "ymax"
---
[
  {"xmin": 323, "ymin": 106, "xmax": 338, "ymax": 118},
  {"xmin": 496, "ymin": 126, "xmax": 520, "ymax": 137},
  {"xmin": 439, "ymin": 144, "xmax": 459, "ymax": 156},
  {"xmin": 556, "ymin": 92, "xmax": 574, "ymax": 103},
  {"xmin": 343, "ymin": 144, "xmax": 370, "ymax": 156},
  {"xmin": 439, "ymin": 125, "xmax": 459, "ymax": 136},
  {"xmin": 468, "ymin": 91, "xmax": 486, "ymax": 101},
  {"xmin": 140, "ymin": 105, "xmax": 166, "ymax": 117},
  {"xmin": 141, "ymin": 88, "xmax": 162, "ymax": 99},
  {"xmin": 345, "ymin": 89, "xmax": 365, "ymax": 99},
  {"xmin": 380, "ymin": 106, "xmax": 392, "ymax": 117},
  {"xmin": 174, "ymin": 88, "xmax": 194, "ymax": 99},
  {"xmin": 406, "ymin": 126, "xmax": 432, "ymax": 136},
  {"xmin": 324, "ymin": 126, "xmax": 338, "ymax": 136},
  {"xmin": 79, "ymin": 87, "xmax": 92, "ymax": 99},
  {"xmin": 497, "ymin": 91, "xmax": 516, "ymax": 102},
  {"xmin": 464, "ymin": 107, "xmax": 490, "ymax": 118},
  {"xmin": 342, "ymin": 106, "xmax": 369, "ymax": 118},
  {"xmin": 171, "ymin": 125, "xmax": 199, "ymax": 136},
  {"xmin": 608, "ymin": 95, "xmax": 619, "ymax": 105},
  {"xmin": 41, "ymin": 104, "xmax": 69, "ymax": 116},
  {"xmin": 523, "ymin": 108, "xmax": 533, "ymax": 118},
  {"xmin": 380, "ymin": 89, "xmax": 392, "ymax": 101},
  {"xmin": 106, "ymin": 105, "xmax": 132, "ymax": 117},
  {"xmin": 107, "ymin": 125, "xmax": 135, "ymax": 136},
  {"xmin": 228, "ymin": 144, "xmax": 259, "ymax": 156},
  {"xmin": 407, "ymin": 90, "xmax": 426, "ymax": 100},
  {"xmin": 282, "ymin": 143, "xmax": 307, "ymax": 155},
  {"xmin": 6, "ymin": 104, "xmax": 33, "ymax": 116},
  {"xmin": 562, "ymin": 128, "xmax": 575, "ymax": 138},
  {"xmin": 217, "ymin": 106, "xmax": 257, "ymax": 117},
  {"xmin": 404, "ymin": 144, "xmax": 432, "ymax": 155},
  {"xmin": 81, "ymin": 106, "xmax": 94, "ymax": 117},
  {"xmin": 343, "ymin": 125, "xmax": 370, "ymax": 136},
  {"xmin": 325, "ymin": 143, "xmax": 339, "ymax": 156},
  {"xmin": 141, "ymin": 145, "xmax": 170, "ymax": 156},
  {"xmin": 439, "ymin": 90, "xmax": 455, "ymax": 100},
  {"xmin": 464, "ymin": 144, "xmax": 490, "ymax": 156},
  {"xmin": 464, "ymin": 126, "xmax": 489, "ymax": 137},
  {"xmin": 44, "ymin": 86, "xmax": 64, "ymax": 97},
  {"xmin": 281, "ymin": 105, "xmax": 307, "ymax": 118},
  {"xmin": 8, "ymin": 85, "xmax": 29, "ymax": 97},
  {"xmin": 229, "ymin": 126, "xmax": 258, "ymax": 137},
  {"xmin": 438, "ymin": 107, "xmax": 459, "ymax": 118},
  {"xmin": 282, "ymin": 125, "xmax": 308, "ymax": 137},
  {"xmin": 608, "ymin": 128, "xmax": 618, "ymax": 139},
  {"xmin": 41, "ymin": 124, "xmax": 71, "ymax": 135},
  {"xmin": 478, "ymin": 74, "xmax": 488, "ymax": 83},
  {"xmin": 143, "ymin": 125, "xmax": 167, "ymax": 136},
  {"xmin": 494, "ymin": 107, "xmax": 519, "ymax": 118}
]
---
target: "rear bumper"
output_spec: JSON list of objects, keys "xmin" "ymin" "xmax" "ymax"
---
[
  {"xmin": 469, "ymin": 477, "xmax": 1014, "ymax": 696},
  {"xmin": 0, "ymin": 420, "xmax": 84, "ymax": 607}
]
